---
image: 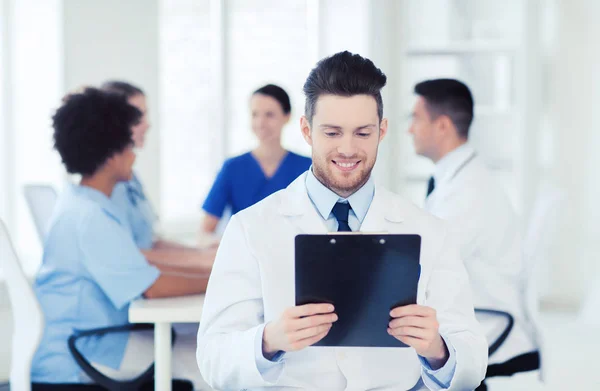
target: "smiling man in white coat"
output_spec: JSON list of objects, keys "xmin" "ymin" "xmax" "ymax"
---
[
  {"xmin": 197, "ymin": 52, "xmax": 487, "ymax": 390},
  {"xmin": 408, "ymin": 79, "xmax": 540, "ymax": 389}
]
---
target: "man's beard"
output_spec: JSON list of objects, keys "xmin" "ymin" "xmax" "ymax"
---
[{"xmin": 312, "ymin": 155, "xmax": 375, "ymax": 197}]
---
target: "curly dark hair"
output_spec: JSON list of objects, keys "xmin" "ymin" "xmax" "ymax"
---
[{"xmin": 53, "ymin": 87, "xmax": 142, "ymax": 176}]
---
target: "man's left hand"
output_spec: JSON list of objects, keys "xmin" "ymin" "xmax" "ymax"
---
[{"xmin": 388, "ymin": 304, "xmax": 449, "ymax": 369}]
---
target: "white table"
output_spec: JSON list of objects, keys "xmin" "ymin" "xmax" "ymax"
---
[{"xmin": 129, "ymin": 294, "xmax": 204, "ymax": 391}]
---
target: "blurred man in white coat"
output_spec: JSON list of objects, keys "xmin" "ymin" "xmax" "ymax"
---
[
  {"xmin": 197, "ymin": 52, "xmax": 487, "ymax": 390},
  {"xmin": 409, "ymin": 79, "xmax": 540, "ymax": 389}
]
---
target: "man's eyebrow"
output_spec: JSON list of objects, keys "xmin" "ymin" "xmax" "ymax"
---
[
  {"xmin": 318, "ymin": 124, "xmax": 377, "ymax": 130},
  {"xmin": 318, "ymin": 124, "xmax": 343, "ymax": 130},
  {"xmin": 355, "ymin": 124, "xmax": 378, "ymax": 130}
]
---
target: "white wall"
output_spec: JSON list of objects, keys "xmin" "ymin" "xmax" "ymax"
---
[
  {"xmin": 1, "ymin": 0, "xmax": 64, "ymax": 269},
  {"xmin": 317, "ymin": 0, "xmax": 370, "ymax": 57},
  {"xmin": 62, "ymin": 0, "xmax": 161, "ymax": 209},
  {"xmin": 317, "ymin": 0, "xmax": 400, "ymax": 190},
  {"xmin": 545, "ymin": 0, "xmax": 600, "ymax": 305},
  {"xmin": 0, "ymin": 0, "xmax": 10, "ymax": 225}
]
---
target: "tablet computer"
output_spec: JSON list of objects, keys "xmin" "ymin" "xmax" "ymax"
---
[{"xmin": 295, "ymin": 233, "xmax": 421, "ymax": 348}]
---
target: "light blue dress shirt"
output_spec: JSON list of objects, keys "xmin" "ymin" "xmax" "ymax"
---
[
  {"xmin": 31, "ymin": 184, "xmax": 160, "ymax": 383},
  {"xmin": 255, "ymin": 169, "xmax": 457, "ymax": 389},
  {"xmin": 305, "ymin": 167, "xmax": 374, "ymax": 231},
  {"xmin": 111, "ymin": 172, "xmax": 156, "ymax": 249}
]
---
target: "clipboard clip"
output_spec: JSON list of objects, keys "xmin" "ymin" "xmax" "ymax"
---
[
  {"xmin": 326, "ymin": 231, "xmax": 389, "ymax": 235},
  {"xmin": 326, "ymin": 232, "xmax": 390, "ymax": 245}
]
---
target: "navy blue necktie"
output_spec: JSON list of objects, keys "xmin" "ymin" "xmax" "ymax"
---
[
  {"xmin": 426, "ymin": 176, "xmax": 435, "ymax": 198},
  {"xmin": 331, "ymin": 202, "xmax": 352, "ymax": 232}
]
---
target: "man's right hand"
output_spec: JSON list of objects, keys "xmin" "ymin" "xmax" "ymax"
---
[{"xmin": 262, "ymin": 303, "xmax": 337, "ymax": 357}]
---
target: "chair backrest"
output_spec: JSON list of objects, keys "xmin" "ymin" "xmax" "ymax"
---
[
  {"xmin": 0, "ymin": 219, "xmax": 45, "ymax": 391},
  {"xmin": 23, "ymin": 185, "xmax": 58, "ymax": 244},
  {"xmin": 522, "ymin": 185, "xmax": 566, "ymax": 379}
]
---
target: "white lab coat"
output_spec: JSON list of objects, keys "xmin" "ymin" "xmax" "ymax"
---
[
  {"xmin": 424, "ymin": 145, "xmax": 539, "ymax": 365},
  {"xmin": 197, "ymin": 173, "xmax": 487, "ymax": 390}
]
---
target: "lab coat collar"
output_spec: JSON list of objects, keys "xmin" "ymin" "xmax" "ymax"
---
[
  {"xmin": 278, "ymin": 173, "xmax": 404, "ymax": 233},
  {"xmin": 434, "ymin": 143, "xmax": 476, "ymax": 186}
]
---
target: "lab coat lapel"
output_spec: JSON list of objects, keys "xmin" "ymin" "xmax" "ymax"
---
[
  {"xmin": 360, "ymin": 187, "xmax": 404, "ymax": 232},
  {"xmin": 278, "ymin": 173, "xmax": 328, "ymax": 235}
]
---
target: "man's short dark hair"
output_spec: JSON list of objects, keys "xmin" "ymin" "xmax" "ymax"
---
[
  {"xmin": 414, "ymin": 78, "xmax": 474, "ymax": 139},
  {"xmin": 53, "ymin": 87, "xmax": 141, "ymax": 176},
  {"xmin": 253, "ymin": 84, "xmax": 292, "ymax": 114},
  {"xmin": 303, "ymin": 51, "xmax": 387, "ymax": 124},
  {"xmin": 101, "ymin": 80, "xmax": 145, "ymax": 99}
]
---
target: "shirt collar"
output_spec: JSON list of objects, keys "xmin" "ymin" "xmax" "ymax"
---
[
  {"xmin": 130, "ymin": 172, "xmax": 142, "ymax": 189},
  {"xmin": 126, "ymin": 172, "xmax": 146, "ymax": 201},
  {"xmin": 70, "ymin": 183, "xmax": 126, "ymax": 224},
  {"xmin": 433, "ymin": 143, "xmax": 475, "ymax": 185},
  {"xmin": 305, "ymin": 167, "xmax": 375, "ymax": 224}
]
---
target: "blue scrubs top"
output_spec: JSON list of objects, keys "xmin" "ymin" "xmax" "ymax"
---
[
  {"xmin": 202, "ymin": 151, "xmax": 311, "ymax": 217},
  {"xmin": 111, "ymin": 172, "xmax": 156, "ymax": 249},
  {"xmin": 31, "ymin": 184, "xmax": 160, "ymax": 383}
]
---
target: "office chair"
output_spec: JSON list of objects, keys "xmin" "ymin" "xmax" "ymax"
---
[{"xmin": 23, "ymin": 185, "xmax": 58, "ymax": 244}]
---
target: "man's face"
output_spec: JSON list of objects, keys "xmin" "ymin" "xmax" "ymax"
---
[
  {"xmin": 408, "ymin": 96, "xmax": 439, "ymax": 160},
  {"xmin": 301, "ymin": 94, "xmax": 387, "ymax": 198}
]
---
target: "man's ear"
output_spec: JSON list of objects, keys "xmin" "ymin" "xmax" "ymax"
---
[
  {"xmin": 379, "ymin": 118, "xmax": 389, "ymax": 142},
  {"xmin": 300, "ymin": 116, "xmax": 313, "ymax": 147},
  {"xmin": 436, "ymin": 115, "xmax": 454, "ymax": 138}
]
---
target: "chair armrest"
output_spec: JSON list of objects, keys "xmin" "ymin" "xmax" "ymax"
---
[
  {"xmin": 68, "ymin": 323, "xmax": 176, "ymax": 391},
  {"xmin": 474, "ymin": 308, "xmax": 514, "ymax": 357}
]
